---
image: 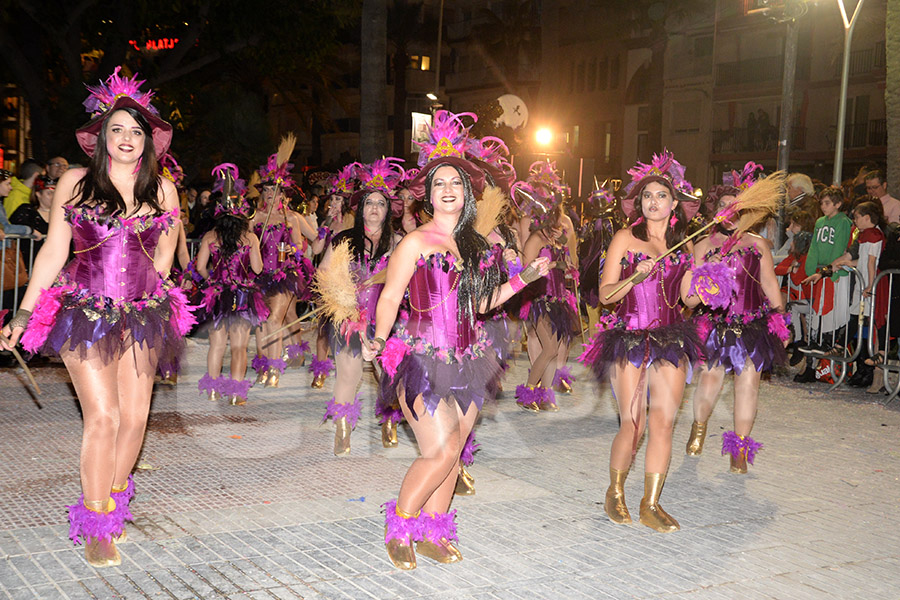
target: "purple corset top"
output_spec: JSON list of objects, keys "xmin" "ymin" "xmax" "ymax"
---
[
  {"xmin": 405, "ymin": 253, "xmax": 474, "ymax": 350},
  {"xmin": 254, "ymin": 222, "xmax": 294, "ymax": 270},
  {"xmin": 63, "ymin": 206, "xmax": 174, "ymax": 300},
  {"xmin": 616, "ymin": 250, "xmax": 691, "ymax": 330},
  {"xmin": 705, "ymin": 245, "xmax": 767, "ymax": 315},
  {"xmin": 209, "ymin": 243, "xmax": 255, "ymax": 288},
  {"xmin": 538, "ymin": 245, "xmax": 569, "ymax": 297},
  {"xmin": 354, "ymin": 254, "xmax": 389, "ymax": 322}
]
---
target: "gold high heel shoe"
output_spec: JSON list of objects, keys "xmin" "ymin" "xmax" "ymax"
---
[
  {"xmin": 381, "ymin": 419, "xmax": 398, "ymax": 448},
  {"xmin": 208, "ymin": 390, "xmax": 221, "ymax": 402},
  {"xmin": 685, "ymin": 420, "xmax": 708, "ymax": 456},
  {"xmin": 730, "ymin": 448, "xmax": 748, "ymax": 474},
  {"xmin": 385, "ymin": 505, "xmax": 418, "ymax": 570},
  {"xmin": 334, "ymin": 416, "xmax": 351, "ymax": 456},
  {"xmin": 83, "ymin": 499, "xmax": 122, "ymax": 567},
  {"xmin": 229, "ymin": 394, "xmax": 247, "ymax": 406},
  {"xmin": 264, "ymin": 368, "xmax": 280, "ymax": 388},
  {"xmin": 604, "ymin": 467, "xmax": 632, "ymax": 524},
  {"xmin": 639, "ymin": 473, "xmax": 680, "ymax": 533},
  {"xmin": 556, "ymin": 379, "xmax": 572, "ymax": 394},
  {"xmin": 311, "ymin": 373, "xmax": 326, "ymax": 389},
  {"xmin": 454, "ymin": 464, "xmax": 475, "ymax": 496},
  {"xmin": 415, "ymin": 538, "xmax": 462, "ymax": 563},
  {"xmin": 254, "ymin": 369, "xmax": 267, "ymax": 385},
  {"xmin": 158, "ymin": 371, "xmax": 177, "ymax": 386}
]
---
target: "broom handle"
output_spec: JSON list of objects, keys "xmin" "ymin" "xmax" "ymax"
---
[{"xmin": 603, "ymin": 219, "xmax": 718, "ymax": 302}]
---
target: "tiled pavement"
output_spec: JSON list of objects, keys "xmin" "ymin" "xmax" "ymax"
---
[{"xmin": 1, "ymin": 334, "xmax": 899, "ymax": 599}]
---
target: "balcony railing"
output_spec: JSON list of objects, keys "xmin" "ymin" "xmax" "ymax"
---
[
  {"xmin": 712, "ymin": 125, "xmax": 806, "ymax": 154},
  {"xmin": 715, "ymin": 56, "xmax": 783, "ymax": 86},
  {"xmin": 826, "ymin": 119, "xmax": 887, "ymax": 150}
]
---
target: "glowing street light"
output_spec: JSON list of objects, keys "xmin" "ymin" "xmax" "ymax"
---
[
  {"xmin": 535, "ymin": 128, "xmax": 554, "ymax": 147},
  {"xmin": 426, "ymin": 92, "xmax": 438, "ymax": 101}
]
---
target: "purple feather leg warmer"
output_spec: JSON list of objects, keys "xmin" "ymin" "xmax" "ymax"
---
[
  {"xmin": 460, "ymin": 431, "xmax": 480, "ymax": 466},
  {"xmin": 323, "ymin": 395, "xmax": 363, "ymax": 428},
  {"xmin": 722, "ymin": 430, "xmax": 763, "ymax": 464},
  {"xmin": 67, "ymin": 497, "xmax": 126, "ymax": 546},
  {"xmin": 383, "ymin": 499, "xmax": 421, "ymax": 543},
  {"xmin": 419, "ymin": 509, "xmax": 459, "ymax": 543}
]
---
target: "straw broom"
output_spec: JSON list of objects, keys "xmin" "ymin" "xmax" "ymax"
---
[{"xmin": 605, "ymin": 171, "xmax": 787, "ymax": 301}]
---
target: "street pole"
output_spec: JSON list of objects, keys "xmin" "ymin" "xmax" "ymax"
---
[
  {"xmin": 433, "ymin": 0, "xmax": 444, "ymax": 96},
  {"xmin": 776, "ymin": 13, "xmax": 800, "ymax": 249},
  {"xmin": 833, "ymin": 0, "xmax": 866, "ymax": 185}
]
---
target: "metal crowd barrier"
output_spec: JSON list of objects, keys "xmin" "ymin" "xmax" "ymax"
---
[
  {"xmin": 866, "ymin": 269, "xmax": 900, "ymax": 404},
  {"xmin": 0, "ymin": 235, "xmax": 38, "ymax": 315},
  {"xmin": 791, "ymin": 265, "xmax": 866, "ymax": 392}
]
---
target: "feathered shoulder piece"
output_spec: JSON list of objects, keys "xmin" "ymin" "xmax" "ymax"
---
[
  {"xmin": 328, "ymin": 162, "xmax": 362, "ymax": 197},
  {"xmin": 83, "ymin": 66, "xmax": 158, "ymax": 117},
  {"xmin": 159, "ymin": 154, "xmax": 184, "ymax": 187},
  {"xmin": 358, "ymin": 157, "xmax": 405, "ymax": 197},
  {"xmin": 624, "ymin": 149, "xmax": 694, "ymax": 197},
  {"xmin": 414, "ymin": 110, "xmax": 477, "ymax": 167}
]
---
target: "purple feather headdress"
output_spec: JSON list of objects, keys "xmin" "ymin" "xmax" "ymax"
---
[
  {"xmin": 528, "ymin": 160, "xmax": 565, "ymax": 194},
  {"xmin": 399, "ymin": 167, "xmax": 419, "ymax": 186},
  {"xmin": 724, "ymin": 161, "xmax": 764, "ymax": 191},
  {"xmin": 327, "ymin": 162, "xmax": 361, "ymax": 197},
  {"xmin": 212, "ymin": 163, "xmax": 252, "ymax": 218},
  {"xmin": 358, "ymin": 157, "xmax": 405, "ymax": 197},
  {"xmin": 258, "ymin": 153, "xmax": 294, "ymax": 188},
  {"xmin": 624, "ymin": 149, "xmax": 694, "ymax": 198},
  {"xmin": 159, "ymin": 154, "xmax": 184, "ymax": 187},
  {"xmin": 414, "ymin": 110, "xmax": 477, "ymax": 167},
  {"xmin": 82, "ymin": 66, "xmax": 159, "ymax": 117}
]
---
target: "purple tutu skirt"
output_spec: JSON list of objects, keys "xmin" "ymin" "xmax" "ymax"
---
[
  {"xmin": 526, "ymin": 298, "xmax": 579, "ymax": 344},
  {"xmin": 579, "ymin": 318, "xmax": 703, "ymax": 381},
  {"xmin": 198, "ymin": 284, "xmax": 269, "ymax": 329},
  {"xmin": 329, "ymin": 320, "xmax": 376, "ymax": 358},
  {"xmin": 21, "ymin": 277, "xmax": 195, "ymax": 376},
  {"xmin": 482, "ymin": 313, "xmax": 511, "ymax": 367},
  {"xmin": 698, "ymin": 311, "xmax": 787, "ymax": 374},
  {"xmin": 258, "ymin": 268, "xmax": 302, "ymax": 297}
]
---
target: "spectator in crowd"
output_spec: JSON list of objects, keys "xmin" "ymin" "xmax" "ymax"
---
[
  {"xmin": 4, "ymin": 158, "xmax": 43, "ymax": 220},
  {"xmin": 0, "ymin": 169, "xmax": 36, "ymax": 240},
  {"xmin": 192, "ymin": 188, "xmax": 214, "ymax": 238},
  {"xmin": 775, "ymin": 208, "xmax": 815, "ymax": 369},
  {"xmin": 865, "ymin": 171, "xmax": 899, "ymax": 225},
  {"xmin": 46, "ymin": 156, "xmax": 69, "ymax": 180}
]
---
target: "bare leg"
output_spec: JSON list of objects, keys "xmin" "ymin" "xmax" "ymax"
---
[
  {"xmin": 732, "ymin": 364, "xmax": 761, "ymax": 437},
  {"xmin": 227, "ymin": 322, "xmax": 252, "ymax": 379},
  {"xmin": 690, "ymin": 364, "xmax": 726, "ymax": 423},
  {"xmin": 316, "ymin": 321, "xmax": 329, "ymax": 361},
  {"xmin": 529, "ymin": 318, "xmax": 560, "ymax": 387},
  {"xmin": 112, "ymin": 344, "xmax": 156, "ymax": 487},
  {"xmin": 396, "ymin": 393, "xmax": 478, "ymax": 515},
  {"xmin": 525, "ymin": 322, "xmax": 541, "ymax": 364},
  {"xmin": 609, "ymin": 361, "xmax": 646, "ymax": 471},
  {"xmin": 645, "ymin": 363, "xmax": 687, "ymax": 474},
  {"xmin": 333, "ymin": 348, "xmax": 363, "ymax": 404},
  {"xmin": 207, "ymin": 326, "xmax": 227, "ymax": 378},
  {"xmin": 262, "ymin": 292, "xmax": 292, "ymax": 360}
]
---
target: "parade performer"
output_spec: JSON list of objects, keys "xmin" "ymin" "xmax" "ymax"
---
[
  {"xmin": 579, "ymin": 188, "xmax": 623, "ymax": 333},
  {"xmin": 685, "ymin": 164, "xmax": 788, "ymax": 473},
  {"xmin": 318, "ymin": 158, "xmax": 404, "ymax": 455},
  {"xmin": 0, "ymin": 67, "xmax": 192, "ymax": 566},
  {"xmin": 195, "ymin": 165, "xmax": 267, "ymax": 406},
  {"xmin": 516, "ymin": 170, "xmax": 580, "ymax": 411},
  {"xmin": 309, "ymin": 163, "xmax": 360, "ymax": 389},
  {"xmin": 579, "ymin": 150, "xmax": 701, "ymax": 533},
  {"xmin": 362, "ymin": 110, "xmax": 551, "ymax": 569},
  {"xmin": 249, "ymin": 135, "xmax": 313, "ymax": 387}
]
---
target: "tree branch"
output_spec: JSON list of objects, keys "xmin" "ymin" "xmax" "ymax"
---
[{"xmin": 151, "ymin": 36, "xmax": 257, "ymax": 87}]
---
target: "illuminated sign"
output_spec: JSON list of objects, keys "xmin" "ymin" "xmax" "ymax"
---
[{"xmin": 129, "ymin": 38, "xmax": 179, "ymax": 51}]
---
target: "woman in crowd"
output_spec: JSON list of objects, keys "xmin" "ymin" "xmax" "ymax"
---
[
  {"xmin": 685, "ymin": 165, "xmax": 788, "ymax": 473},
  {"xmin": 579, "ymin": 151, "xmax": 701, "ymax": 533},
  {"xmin": 1, "ymin": 67, "xmax": 192, "ymax": 566},
  {"xmin": 195, "ymin": 165, "xmax": 266, "ymax": 406},
  {"xmin": 320, "ymin": 159, "xmax": 404, "ymax": 455}
]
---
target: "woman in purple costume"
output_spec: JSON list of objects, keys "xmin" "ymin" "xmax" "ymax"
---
[
  {"xmin": 579, "ymin": 151, "xmax": 701, "ymax": 533},
  {"xmin": 686, "ymin": 173, "xmax": 787, "ymax": 473},
  {"xmin": 517, "ymin": 198, "xmax": 579, "ymax": 411},
  {"xmin": 1, "ymin": 68, "xmax": 192, "ymax": 567},
  {"xmin": 195, "ymin": 165, "xmax": 266, "ymax": 406},
  {"xmin": 321, "ymin": 160, "xmax": 403, "ymax": 456},
  {"xmin": 249, "ymin": 156, "xmax": 318, "ymax": 387},
  {"xmin": 362, "ymin": 158, "xmax": 550, "ymax": 570}
]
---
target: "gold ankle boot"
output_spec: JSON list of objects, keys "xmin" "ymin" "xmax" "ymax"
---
[
  {"xmin": 381, "ymin": 419, "xmax": 398, "ymax": 448},
  {"xmin": 83, "ymin": 499, "xmax": 122, "ymax": 567},
  {"xmin": 334, "ymin": 417, "xmax": 351, "ymax": 456},
  {"xmin": 254, "ymin": 369, "xmax": 267, "ymax": 385},
  {"xmin": 229, "ymin": 394, "xmax": 247, "ymax": 406},
  {"xmin": 109, "ymin": 483, "xmax": 128, "ymax": 544},
  {"xmin": 604, "ymin": 467, "xmax": 632, "ymax": 524},
  {"xmin": 416, "ymin": 538, "xmax": 463, "ymax": 563},
  {"xmin": 685, "ymin": 420, "xmax": 708, "ymax": 456},
  {"xmin": 454, "ymin": 464, "xmax": 475, "ymax": 496},
  {"xmin": 311, "ymin": 373, "xmax": 326, "ymax": 388},
  {"xmin": 208, "ymin": 390, "xmax": 221, "ymax": 402},
  {"xmin": 385, "ymin": 505, "xmax": 418, "ymax": 570},
  {"xmin": 556, "ymin": 379, "xmax": 572, "ymax": 394},
  {"xmin": 264, "ymin": 368, "xmax": 280, "ymax": 388},
  {"xmin": 639, "ymin": 473, "xmax": 680, "ymax": 533},
  {"xmin": 158, "ymin": 371, "xmax": 177, "ymax": 386},
  {"xmin": 730, "ymin": 449, "xmax": 748, "ymax": 474}
]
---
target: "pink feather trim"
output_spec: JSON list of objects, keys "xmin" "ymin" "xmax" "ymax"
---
[{"xmin": 379, "ymin": 337, "xmax": 409, "ymax": 379}]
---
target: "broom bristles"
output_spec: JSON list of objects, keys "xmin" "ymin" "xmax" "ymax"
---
[
  {"xmin": 732, "ymin": 171, "xmax": 787, "ymax": 233},
  {"xmin": 311, "ymin": 240, "xmax": 359, "ymax": 326},
  {"xmin": 475, "ymin": 186, "xmax": 508, "ymax": 237},
  {"xmin": 364, "ymin": 270, "xmax": 387, "ymax": 287},
  {"xmin": 247, "ymin": 172, "xmax": 261, "ymax": 199},
  {"xmin": 276, "ymin": 132, "xmax": 297, "ymax": 168}
]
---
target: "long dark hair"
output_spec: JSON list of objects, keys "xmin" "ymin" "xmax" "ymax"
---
[
  {"xmin": 337, "ymin": 190, "xmax": 394, "ymax": 263},
  {"xmin": 213, "ymin": 197, "xmax": 250, "ymax": 257},
  {"xmin": 73, "ymin": 106, "xmax": 163, "ymax": 219},
  {"xmin": 424, "ymin": 162, "xmax": 504, "ymax": 324},
  {"xmin": 630, "ymin": 179, "xmax": 688, "ymax": 249}
]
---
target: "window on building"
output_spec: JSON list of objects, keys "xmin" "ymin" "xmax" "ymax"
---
[
  {"xmin": 637, "ymin": 106, "xmax": 650, "ymax": 132},
  {"xmin": 598, "ymin": 57, "xmax": 609, "ymax": 91},
  {"xmin": 420, "ymin": 56, "xmax": 431, "ymax": 71},
  {"xmin": 610, "ymin": 55, "xmax": 620, "ymax": 89},
  {"xmin": 409, "ymin": 55, "xmax": 420, "ymax": 69},
  {"xmin": 694, "ymin": 36, "xmax": 713, "ymax": 58},
  {"xmin": 595, "ymin": 121, "xmax": 613, "ymax": 163},
  {"xmin": 576, "ymin": 61, "xmax": 586, "ymax": 93},
  {"xmin": 587, "ymin": 58, "xmax": 597, "ymax": 91},
  {"xmin": 568, "ymin": 62, "xmax": 575, "ymax": 94}
]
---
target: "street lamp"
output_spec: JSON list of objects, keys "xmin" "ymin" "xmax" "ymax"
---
[
  {"xmin": 832, "ymin": 0, "xmax": 866, "ymax": 185},
  {"xmin": 535, "ymin": 127, "xmax": 554, "ymax": 147}
]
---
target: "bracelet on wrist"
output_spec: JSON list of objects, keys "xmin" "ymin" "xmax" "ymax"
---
[
  {"xmin": 373, "ymin": 337, "xmax": 386, "ymax": 353},
  {"xmin": 9, "ymin": 309, "xmax": 32, "ymax": 330}
]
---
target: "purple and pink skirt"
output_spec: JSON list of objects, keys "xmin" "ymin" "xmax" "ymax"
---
[
  {"xmin": 696, "ymin": 310, "xmax": 788, "ymax": 374},
  {"xmin": 198, "ymin": 284, "xmax": 269, "ymax": 329}
]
